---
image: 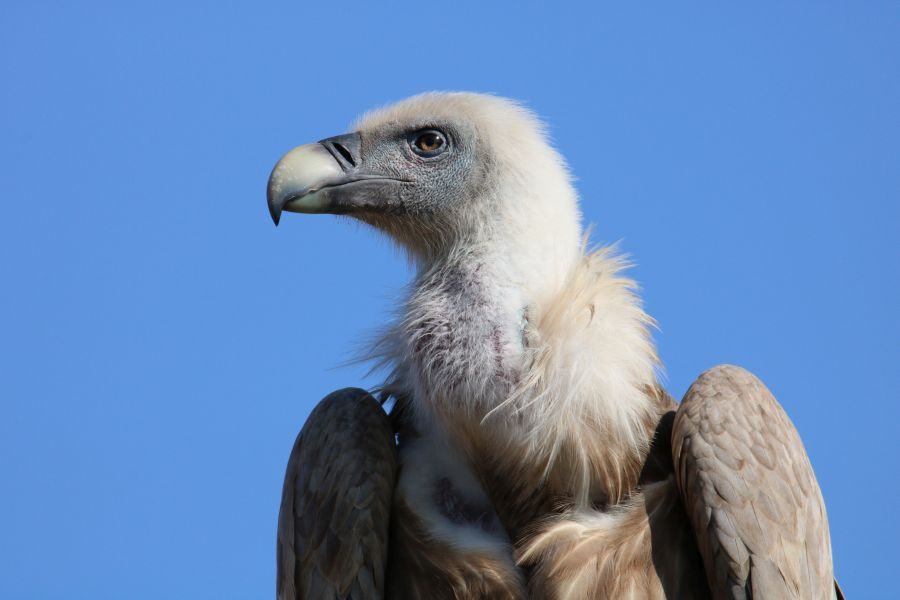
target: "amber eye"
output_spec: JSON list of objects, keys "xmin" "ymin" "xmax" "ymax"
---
[
  {"xmin": 409, "ymin": 129, "xmax": 448, "ymax": 157},
  {"xmin": 416, "ymin": 132, "xmax": 443, "ymax": 152}
]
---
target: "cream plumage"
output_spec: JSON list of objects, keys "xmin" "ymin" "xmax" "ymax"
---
[{"xmin": 268, "ymin": 93, "xmax": 841, "ymax": 599}]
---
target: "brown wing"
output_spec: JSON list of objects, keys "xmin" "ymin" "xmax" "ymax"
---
[
  {"xmin": 276, "ymin": 388, "xmax": 397, "ymax": 600},
  {"xmin": 672, "ymin": 365, "xmax": 837, "ymax": 599}
]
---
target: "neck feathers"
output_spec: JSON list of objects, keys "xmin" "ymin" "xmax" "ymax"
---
[
  {"xmin": 376, "ymin": 242, "xmax": 662, "ymax": 510},
  {"xmin": 487, "ymin": 245, "xmax": 661, "ymax": 505}
]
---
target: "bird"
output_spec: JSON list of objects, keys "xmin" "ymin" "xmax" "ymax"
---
[{"xmin": 267, "ymin": 92, "xmax": 843, "ymax": 599}]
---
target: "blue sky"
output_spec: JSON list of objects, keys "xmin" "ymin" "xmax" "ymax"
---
[{"xmin": 1, "ymin": 1, "xmax": 897, "ymax": 597}]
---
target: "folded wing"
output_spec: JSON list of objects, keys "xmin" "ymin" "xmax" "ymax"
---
[
  {"xmin": 276, "ymin": 388, "xmax": 397, "ymax": 600},
  {"xmin": 672, "ymin": 365, "xmax": 837, "ymax": 599}
]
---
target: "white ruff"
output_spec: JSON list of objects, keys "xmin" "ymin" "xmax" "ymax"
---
[
  {"xmin": 371, "ymin": 243, "xmax": 659, "ymax": 505},
  {"xmin": 491, "ymin": 244, "xmax": 660, "ymax": 501}
]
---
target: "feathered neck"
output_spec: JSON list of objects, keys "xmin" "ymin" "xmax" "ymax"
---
[
  {"xmin": 499, "ymin": 245, "xmax": 663, "ymax": 506},
  {"xmin": 376, "ymin": 239, "xmax": 663, "ymax": 519}
]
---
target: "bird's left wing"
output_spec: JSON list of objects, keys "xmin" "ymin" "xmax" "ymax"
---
[
  {"xmin": 672, "ymin": 365, "xmax": 839, "ymax": 599},
  {"xmin": 277, "ymin": 388, "xmax": 397, "ymax": 600}
]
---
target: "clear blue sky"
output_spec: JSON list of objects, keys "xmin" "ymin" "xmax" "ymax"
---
[{"xmin": 1, "ymin": 1, "xmax": 897, "ymax": 597}]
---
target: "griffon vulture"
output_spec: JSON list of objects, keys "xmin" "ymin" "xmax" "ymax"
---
[{"xmin": 267, "ymin": 93, "xmax": 842, "ymax": 599}]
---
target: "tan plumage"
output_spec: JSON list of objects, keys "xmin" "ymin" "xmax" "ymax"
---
[
  {"xmin": 387, "ymin": 495, "xmax": 526, "ymax": 599},
  {"xmin": 519, "ymin": 366, "xmax": 843, "ymax": 599},
  {"xmin": 673, "ymin": 366, "xmax": 837, "ymax": 599},
  {"xmin": 269, "ymin": 93, "xmax": 840, "ymax": 599}
]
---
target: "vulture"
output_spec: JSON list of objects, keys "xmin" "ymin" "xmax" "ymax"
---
[{"xmin": 267, "ymin": 93, "xmax": 842, "ymax": 599}]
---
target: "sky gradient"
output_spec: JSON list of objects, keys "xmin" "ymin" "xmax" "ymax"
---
[{"xmin": 1, "ymin": 1, "xmax": 898, "ymax": 598}]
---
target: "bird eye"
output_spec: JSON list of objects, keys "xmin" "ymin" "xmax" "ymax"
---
[{"xmin": 409, "ymin": 129, "xmax": 448, "ymax": 157}]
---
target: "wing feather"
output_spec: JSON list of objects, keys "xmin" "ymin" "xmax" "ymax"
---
[
  {"xmin": 276, "ymin": 388, "xmax": 397, "ymax": 600},
  {"xmin": 672, "ymin": 365, "xmax": 836, "ymax": 599}
]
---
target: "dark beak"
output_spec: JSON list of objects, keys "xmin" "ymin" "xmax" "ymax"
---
[{"xmin": 266, "ymin": 132, "xmax": 402, "ymax": 225}]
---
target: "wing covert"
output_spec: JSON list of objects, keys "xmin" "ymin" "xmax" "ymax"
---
[
  {"xmin": 672, "ymin": 365, "xmax": 836, "ymax": 599},
  {"xmin": 277, "ymin": 388, "xmax": 397, "ymax": 600}
]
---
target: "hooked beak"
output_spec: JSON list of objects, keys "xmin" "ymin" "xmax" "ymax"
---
[{"xmin": 266, "ymin": 132, "xmax": 404, "ymax": 225}]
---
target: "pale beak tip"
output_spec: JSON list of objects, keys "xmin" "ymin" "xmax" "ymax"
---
[{"xmin": 266, "ymin": 143, "xmax": 345, "ymax": 225}]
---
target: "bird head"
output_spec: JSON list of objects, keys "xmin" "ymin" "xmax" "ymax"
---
[{"xmin": 267, "ymin": 92, "xmax": 582, "ymax": 269}]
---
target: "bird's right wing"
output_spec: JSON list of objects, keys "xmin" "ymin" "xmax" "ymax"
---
[
  {"xmin": 672, "ymin": 365, "xmax": 839, "ymax": 599},
  {"xmin": 276, "ymin": 388, "xmax": 397, "ymax": 600}
]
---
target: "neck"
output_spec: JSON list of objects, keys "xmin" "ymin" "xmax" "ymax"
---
[{"xmin": 379, "ymin": 233, "xmax": 663, "ymax": 521}]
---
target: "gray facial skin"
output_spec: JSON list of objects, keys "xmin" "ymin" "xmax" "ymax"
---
[{"xmin": 267, "ymin": 118, "xmax": 490, "ymax": 256}]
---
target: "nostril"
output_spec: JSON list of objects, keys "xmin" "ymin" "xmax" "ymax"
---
[{"xmin": 331, "ymin": 142, "xmax": 355, "ymax": 167}]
